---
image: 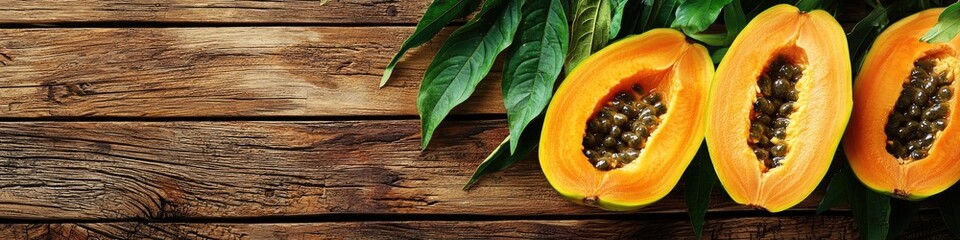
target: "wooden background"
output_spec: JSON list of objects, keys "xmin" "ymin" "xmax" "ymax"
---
[{"xmin": 0, "ymin": 1, "xmax": 954, "ymax": 239}]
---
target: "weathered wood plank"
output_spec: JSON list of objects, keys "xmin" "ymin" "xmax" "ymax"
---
[
  {"xmin": 0, "ymin": 27, "xmax": 505, "ymax": 117},
  {"xmin": 0, "ymin": 24, "xmax": 875, "ymax": 119},
  {"xmin": 0, "ymin": 1, "xmax": 876, "ymax": 25},
  {"xmin": 0, "ymin": 1, "xmax": 435, "ymax": 25},
  {"xmin": 0, "ymin": 120, "xmax": 854, "ymax": 220},
  {"xmin": 0, "ymin": 213, "xmax": 953, "ymax": 239}
]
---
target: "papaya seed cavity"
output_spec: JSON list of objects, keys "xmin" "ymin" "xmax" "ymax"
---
[
  {"xmin": 884, "ymin": 58, "xmax": 955, "ymax": 162},
  {"xmin": 749, "ymin": 56, "xmax": 802, "ymax": 171},
  {"xmin": 583, "ymin": 84, "xmax": 667, "ymax": 171}
]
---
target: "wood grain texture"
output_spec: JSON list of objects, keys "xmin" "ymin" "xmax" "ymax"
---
[
  {"xmin": 0, "ymin": 0, "xmax": 874, "ymax": 25},
  {"xmin": 0, "ymin": 120, "xmax": 859, "ymax": 220},
  {"xmin": 0, "ymin": 27, "xmax": 504, "ymax": 118},
  {"xmin": 0, "ymin": 213, "xmax": 953, "ymax": 239},
  {"xmin": 0, "ymin": 1, "xmax": 435, "ymax": 25}
]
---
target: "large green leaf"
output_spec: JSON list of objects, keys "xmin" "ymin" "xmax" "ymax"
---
[
  {"xmin": 887, "ymin": 0, "xmax": 932, "ymax": 21},
  {"xmin": 503, "ymin": 0, "xmax": 569, "ymax": 154},
  {"xmin": 795, "ymin": 0, "xmax": 836, "ymax": 12},
  {"xmin": 938, "ymin": 183, "xmax": 960, "ymax": 238},
  {"xmin": 849, "ymin": 179, "xmax": 891, "ymax": 240},
  {"xmin": 918, "ymin": 0, "xmax": 947, "ymax": 9},
  {"xmin": 921, "ymin": 2, "xmax": 960, "ymax": 43},
  {"xmin": 825, "ymin": 151, "xmax": 894, "ymax": 239},
  {"xmin": 380, "ymin": 0, "xmax": 481, "ymax": 88},
  {"xmin": 683, "ymin": 0, "xmax": 744, "ymax": 47},
  {"xmin": 817, "ymin": 162, "xmax": 853, "ymax": 214},
  {"xmin": 671, "ymin": 0, "xmax": 732, "ymax": 34},
  {"xmin": 640, "ymin": 0, "xmax": 681, "ymax": 32},
  {"xmin": 723, "ymin": 0, "xmax": 746, "ymax": 43},
  {"xmin": 463, "ymin": 116, "xmax": 544, "ymax": 189},
  {"xmin": 710, "ymin": 47, "xmax": 727, "ymax": 65},
  {"xmin": 683, "ymin": 142, "xmax": 716, "ymax": 238},
  {"xmin": 566, "ymin": 0, "xmax": 612, "ymax": 74},
  {"xmin": 418, "ymin": 0, "xmax": 522, "ymax": 149},
  {"xmin": 863, "ymin": 191, "xmax": 891, "ymax": 240},
  {"xmin": 887, "ymin": 198, "xmax": 922, "ymax": 239},
  {"xmin": 846, "ymin": 5, "xmax": 888, "ymax": 76},
  {"xmin": 687, "ymin": 32, "xmax": 727, "ymax": 46},
  {"xmin": 610, "ymin": 0, "xmax": 631, "ymax": 38},
  {"xmin": 617, "ymin": 0, "xmax": 645, "ymax": 38},
  {"xmin": 744, "ymin": 0, "xmax": 788, "ymax": 19}
]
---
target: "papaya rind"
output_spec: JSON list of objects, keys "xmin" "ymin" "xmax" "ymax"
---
[
  {"xmin": 706, "ymin": 4, "xmax": 851, "ymax": 213},
  {"xmin": 541, "ymin": 28, "xmax": 713, "ymax": 211},
  {"xmin": 844, "ymin": 7, "xmax": 960, "ymax": 200}
]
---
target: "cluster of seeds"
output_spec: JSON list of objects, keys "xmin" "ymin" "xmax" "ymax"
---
[
  {"xmin": 749, "ymin": 57, "xmax": 802, "ymax": 170},
  {"xmin": 884, "ymin": 59, "xmax": 953, "ymax": 160},
  {"xmin": 582, "ymin": 84, "xmax": 667, "ymax": 171}
]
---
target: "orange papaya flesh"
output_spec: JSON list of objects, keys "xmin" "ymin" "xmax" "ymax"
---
[
  {"xmin": 706, "ymin": 4, "xmax": 852, "ymax": 213},
  {"xmin": 844, "ymin": 8, "xmax": 960, "ymax": 200},
  {"xmin": 540, "ymin": 28, "xmax": 713, "ymax": 211}
]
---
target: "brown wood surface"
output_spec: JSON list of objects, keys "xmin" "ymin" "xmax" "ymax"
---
[
  {"xmin": 0, "ymin": 1, "xmax": 956, "ymax": 239},
  {"xmin": 0, "ymin": 120, "xmax": 846, "ymax": 220},
  {"xmin": 0, "ymin": 212, "xmax": 953, "ymax": 239},
  {"xmin": 7, "ymin": 26, "xmax": 906, "ymax": 118},
  {"xmin": 0, "ymin": 0, "xmax": 874, "ymax": 25},
  {"xmin": 0, "ymin": 27, "xmax": 504, "ymax": 118},
  {"xmin": 0, "ymin": 1, "xmax": 434, "ymax": 25}
]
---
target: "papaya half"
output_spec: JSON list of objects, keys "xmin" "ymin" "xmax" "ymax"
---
[
  {"xmin": 844, "ymin": 8, "xmax": 960, "ymax": 200},
  {"xmin": 705, "ymin": 4, "xmax": 851, "ymax": 212},
  {"xmin": 540, "ymin": 28, "xmax": 713, "ymax": 211}
]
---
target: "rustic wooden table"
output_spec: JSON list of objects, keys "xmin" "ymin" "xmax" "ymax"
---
[{"xmin": 0, "ymin": 1, "xmax": 954, "ymax": 239}]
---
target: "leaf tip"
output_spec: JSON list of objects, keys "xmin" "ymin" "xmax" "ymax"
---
[
  {"xmin": 462, "ymin": 180, "xmax": 477, "ymax": 191},
  {"xmin": 419, "ymin": 130, "xmax": 431, "ymax": 151},
  {"xmin": 420, "ymin": 138, "xmax": 430, "ymax": 151},
  {"xmin": 507, "ymin": 128, "xmax": 521, "ymax": 154},
  {"xmin": 379, "ymin": 70, "xmax": 393, "ymax": 88},
  {"xmin": 815, "ymin": 208, "xmax": 828, "ymax": 215}
]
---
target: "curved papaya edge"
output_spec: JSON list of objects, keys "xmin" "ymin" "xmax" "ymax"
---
[
  {"xmin": 706, "ymin": 4, "xmax": 851, "ymax": 213},
  {"xmin": 540, "ymin": 28, "xmax": 714, "ymax": 211},
  {"xmin": 844, "ymin": 7, "xmax": 960, "ymax": 201}
]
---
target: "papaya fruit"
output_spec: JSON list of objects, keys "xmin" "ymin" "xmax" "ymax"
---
[
  {"xmin": 705, "ymin": 4, "xmax": 851, "ymax": 212},
  {"xmin": 540, "ymin": 28, "xmax": 713, "ymax": 211},
  {"xmin": 844, "ymin": 8, "xmax": 960, "ymax": 200}
]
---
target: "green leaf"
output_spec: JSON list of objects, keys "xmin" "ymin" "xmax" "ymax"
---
[
  {"xmin": 744, "ymin": 0, "xmax": 787, "ymax": 19},
  {"xmin": 710, "ymin": 47, "xmax": 727, "ymax": 65},
  {"xmin": 618, "ymin": 0, "xmax": 645, "ymax": 38},
  {"xmin": 863, "ymin": 191, "xmax": 891, "ymax": 240},
  {"xmin": 418, "ymin": 0, "xmax": 522, "ymax": 149},
  {"xmin": 921, "ymin": 2, "xmax": 960, "ymax": 43},
  {"xmin": 683, "ymin": 142, "xmax": 716, "ymax": 238},
  {"xmin": 846, "ymin": 5, "xmax": 888, "ymax": 76},
  {"xmin": 817, "ymin": 163, "xmax": 854, "ymax": 214},
  {"xmin": 919, "ymin": 0, "xmax": 953, "ymax": 13},
  {"xmin": 723, "ymin": 0, "xmax": 746, "ymax": 43},
  {"xmin": 794, "ymin": 0, "xmax": 817, "ymax": 12},
  {"xmin": 503, "ymin": 0, "xmax": 569, "ymax": 153},
  {"xmin": 566, "ymin": 0, "xmax": 612, "ymax": 74},
  {"xmin": 671, "ymin": 0, "xmax": 732, "ymax": 35},
  {"xmin": 380, "ymin": 0, "xmax": 481, "ymax": 88},
  {"xmin": 638, "ymin": 0, "xmax": 656, "ymax": 32},
  {"xmin": 795, "ymin": 0, "xmax": 835, "ymax": 12},
  {"xmin": 610, "ymin": 0, "xmax": 631, "ymax": 38},
  {"xmin": 640, "ymin": 0, "xmax": 681, "ymax": 33},
  {"xmin": 849, "ymin": 180, "xmax": 891, "ymax": 240},
  {"xmin": 463, "ymin": 116, "xmax": 544, "ymax": 190},
  {"xmin": 687, "ymin": 32, "xmax": 727, "ymax": 46},
  {"xmin": 938, "ymin": 183, "xmax": 960, "ymax": 238},
  {"xmin": 840, "ymin": 148, "xmax": 892, "ymax": 240},
  {"xmin": 887, "ymin": 198, "xmax": 922, "ymax": 239}
]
